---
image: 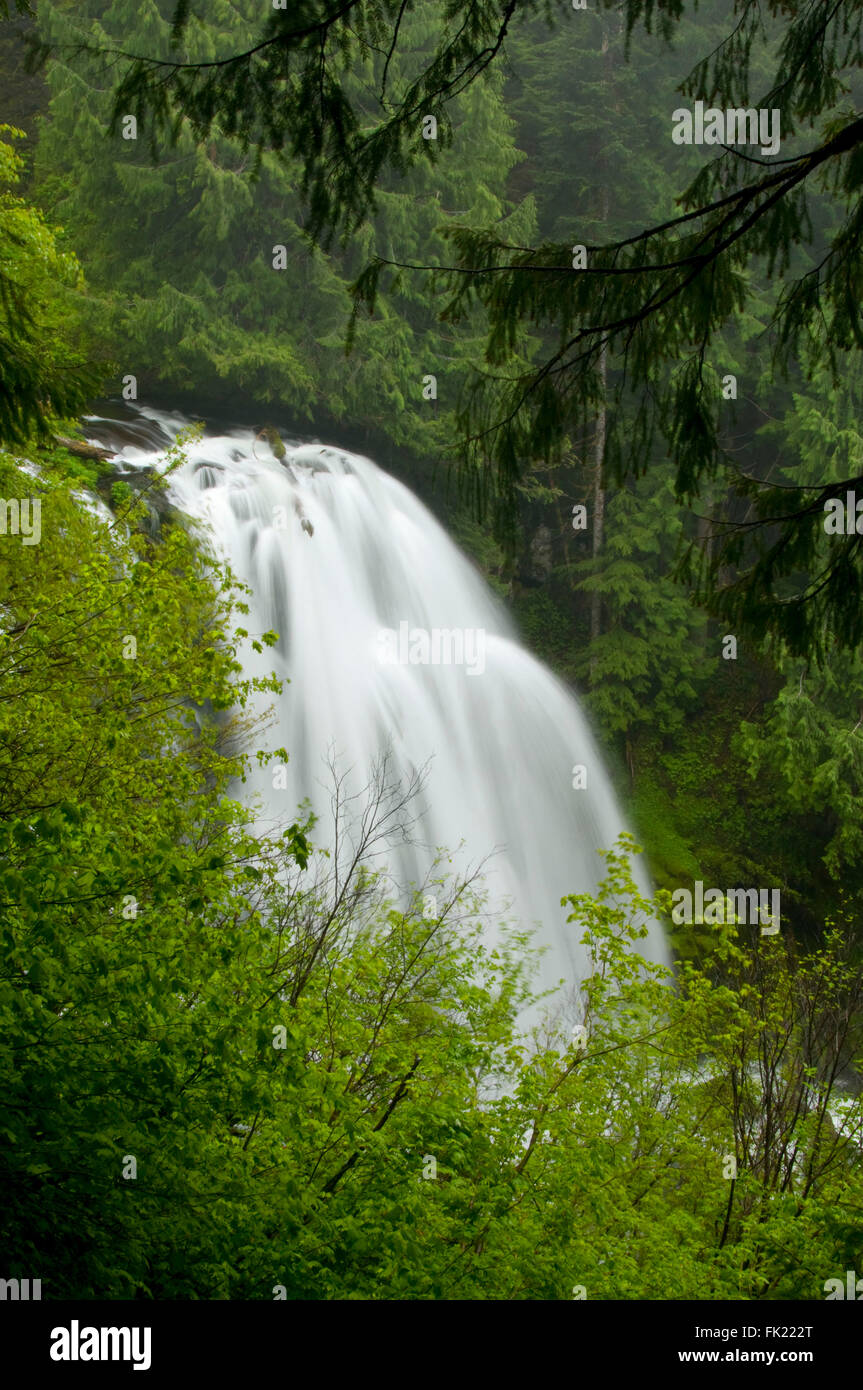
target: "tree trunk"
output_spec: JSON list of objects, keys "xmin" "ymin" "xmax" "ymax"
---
[
  {"xmin": 53, "ymin": 435, "xmax": 113, "ymax": 461},
  {"xmin": 589, "ymin": 337, "xmax": 608, "ymax": 680},
  {"xmin": 588, "ymin": 106, "xmax": 611, "ymax": 671}
]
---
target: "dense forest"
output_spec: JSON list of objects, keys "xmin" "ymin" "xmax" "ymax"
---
[{"xmin": 2, "ymin": 0, "xmax": 863, "ymax": 1305}]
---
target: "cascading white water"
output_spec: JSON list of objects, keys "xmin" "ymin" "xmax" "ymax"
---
[{"xmin": 86, "ymin": 404, "xmax": 668, "ymax": 1015}]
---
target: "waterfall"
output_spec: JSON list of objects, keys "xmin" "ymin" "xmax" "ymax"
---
[{"xmin": 85, "ymin": 403, "xmax": 668, "ymax": 1018}]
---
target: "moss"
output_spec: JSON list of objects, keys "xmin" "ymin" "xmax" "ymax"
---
[
  {"xmin": 511, "ymin": 589, "xmax": 577, "ymax": 678},
  {"xmin": 36, "ymin": 444, "xmax": 112, "ymax": 492},
  {"xmin": 629, "ymin": 669, "xmax": 842, "ymax": 949},
  {"xmin": 630, "ymin": 779, "xmax": 702, "ymax": 888}
]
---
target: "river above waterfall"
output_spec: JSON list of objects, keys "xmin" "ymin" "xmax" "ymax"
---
[{"xmin": 84, "ymin": 402, "xmax": 669, "ymax": 1019}]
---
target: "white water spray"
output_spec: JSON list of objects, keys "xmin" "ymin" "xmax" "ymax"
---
[{"xmin": 86, "ymin": 405, "xmax": 668, "ymax": 1012}]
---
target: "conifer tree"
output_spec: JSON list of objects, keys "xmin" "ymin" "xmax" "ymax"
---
[
  {"xmin": 32, "ymin": 0, "xmax": 534, "ymax": 459},
  {"xmin": 68, "ymin": 0, "xmax": 863, "ymax": 654}
]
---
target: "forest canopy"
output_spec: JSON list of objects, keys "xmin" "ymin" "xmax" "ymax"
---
[{"xmin": 40, "ymin": 0, "xmax": 863, "ymax": 653}]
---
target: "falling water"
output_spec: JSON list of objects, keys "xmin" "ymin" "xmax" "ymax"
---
[{"xmin": 85, "ymin": 404, "xmax": 668, "ymax": 1014}]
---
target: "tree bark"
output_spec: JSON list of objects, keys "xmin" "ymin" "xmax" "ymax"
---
[
  {"xmin": 53, "ymin": 435, "xmax": 113, "ymax": 461},
  {"xmin": 589, "ymin": 337, "xmax": 608, "ymax": 680}
]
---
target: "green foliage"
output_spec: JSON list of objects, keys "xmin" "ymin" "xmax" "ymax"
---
[
  {"xmin": 3, "ymin": 653, "xmax": 861, "ymax": 1307},
  {"xmin": 576, "ymin": 473, "xmax": 713, "ymax": 736},
  {"xmin": 0, "ymin": 435, "xmax": 297, "ymax": 1292},
  {"xmin": 103, "ymin": 0, "xmax": 544, "ymax": 247},
  {"xmin": 32, "ymin": 0, "xmax": 534, "ymax": 462},
  {"xmin": 26, "ymin": 0, "xmax": 863, "ymax": 655},
  {"xmin": 721, "ymin": 354, "xmax": 863, "ymax": 896},
  {"xmin": 512, "ymin": 587, "xmax": 574, "ymax": 676},
  {"xmin": 0, "ymin": 447, "xmax": 857, "ymax": 1297},
  {"xmin": 0, "ymin": 125, "xmax": 102, "ymax": 444},
  {"xmin": 738, "ymin": 648, "xmax": 863, "ymax": 884}
]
